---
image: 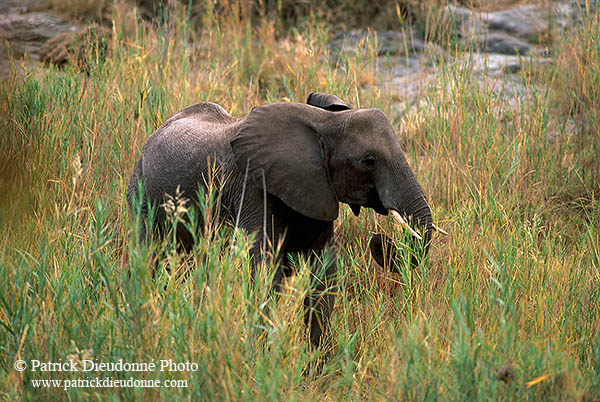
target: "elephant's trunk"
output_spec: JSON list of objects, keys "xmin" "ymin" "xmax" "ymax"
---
[
  {"xmin": 390, "ymin": 201, "xmax": 432, "ymax": 269},
  {"xmin": 391, "ymin": 196, "xmax": 432, "ymax": 248},
  {"xmin": 378, "ymin": 163, "xmax": 433, "ymax": 267}
]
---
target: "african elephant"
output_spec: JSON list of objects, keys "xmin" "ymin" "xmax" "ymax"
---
[{"xmin": 127, "ymin": 93, "xmax": 433, "ymax": 347}]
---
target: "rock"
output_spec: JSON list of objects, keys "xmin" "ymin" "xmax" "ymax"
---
[
  {"xmin": 39, "ymin": 25, "xmax": 110, "ymax": 67},
  {"xmin": 379, "ymin": 56, "xmax": 423, "ymax": 77},
  {"xmin": 446, "ymin": 5, "xmax": 483, "ymax": 38},
  {"xmin": 392, "ymin": 72, "xmax": 435, "ymax": 101},
  {"xmin": 0, "ymin": 0, "xmax": 45, "ymax": 14},
  {"xmin": 39, "ymin": 30, "xmax": 78, "ymax": 65},
  {"xmin": 483, "ymin": 75, "xmax": 527, "ymax": 103},
  {"xmin": 569, "ymin": 0, "xmax": 598, "ymax": 24},
  {"xmin": 482, "ymin": 5, "xmax": 548, "ymax": 40},
  {"xmin": 473, "ymin": 32, "xmax": 532, "ymax": 55},
  {"xmin": 447, "ymin": 1, "xmax": 591, "ymax": 45},
  {"xmin": 328, "ymin": 30, "xmax": 432, "ymax": 63},
  {"xmin": 447, "ymin": 4, "xmax": 547, "ymax": 41},
  {"xmin": 378, "ymin": 31, "xmax": 427, "ymax": 56},
  {"xmin": 551, "ymin": 2, "xmax": 577, "ymax": 30},
  {"xmin": 460, "ymin": 53, "xmax": 525, "ymax": 75},
  {"xmin": 0, "ymin": 12, "xmax": 79, "ymax": 59}
]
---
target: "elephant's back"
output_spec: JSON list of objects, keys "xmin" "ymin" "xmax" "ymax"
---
[
  {"xmin": 144, "ymin": 101, "xmax": 239, "ymax": 154},
  {"xmin": 140, "ymin": 102, "xmax": 239, "ymax": 202},
  {"xmin": 163, "ymin": 102, "xmax": 236, "ymax": 126}
]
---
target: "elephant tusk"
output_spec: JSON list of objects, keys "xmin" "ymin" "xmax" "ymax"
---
[
  {"xmin": 432, "ymin": 223, "xmax": 448, "ymax": 235},
  {"xmin": 390, "ymin": 210, "xmax": 422, "ymax": 240}
]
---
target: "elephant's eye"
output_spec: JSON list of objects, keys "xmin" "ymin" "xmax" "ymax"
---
[{"xmin": 360, "ymin": 154, "xmax": 377, "ymax": 170}]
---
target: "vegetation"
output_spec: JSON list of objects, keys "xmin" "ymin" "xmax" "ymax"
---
[{"xmin": 1, "ymin": 1, "xmax": 599, "ymax": 400}]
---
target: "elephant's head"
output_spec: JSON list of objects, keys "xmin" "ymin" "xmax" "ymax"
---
[{"xmin": 230, "ymin": 93, "xmax": 432, "ymax": 268}]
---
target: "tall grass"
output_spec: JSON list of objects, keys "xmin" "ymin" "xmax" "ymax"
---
[{"xmin": 1, "ymin": 1, "xmax": 599, "ymax": 400}]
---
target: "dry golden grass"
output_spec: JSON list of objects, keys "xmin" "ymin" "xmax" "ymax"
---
[
  {"xmin": 1, "ymin": 1, "xmax": 599, "ymax": 400},
  {"xmin": 45, "ymin": 0, "xmax": 111, "ymax": 21}
]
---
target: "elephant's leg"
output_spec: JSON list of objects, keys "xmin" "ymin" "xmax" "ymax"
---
[
  {"xmin": 248, "ymin": 230, "xmax": 291, "ymax": 296},
  {"xmin": 146, "ymin": 209, "xmax": 199, "ymax": 281},
  {"xmin": 304, "ymin": 251, "xmax": 338, "ymax": 348},
  {"xmin": 127, "ymin": 176, "xmax": 150, "ymax": 245},
  {"xmin": 126, "ymin": 183, "xmax": 164, "ymax": 279},
  {"xmin": 246, "ymin": 233, "xmax": 292, "ymax": 344}
]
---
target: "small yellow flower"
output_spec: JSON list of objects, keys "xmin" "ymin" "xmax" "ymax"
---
[
  {"xmin": 66, "ymin": 340, "xmax": 93, "ymax": 367},
  {"xmin": 162, "ymin": 185, "xmax": 189, "ymax": 219},
  {"xmin": 71, "ymin": 154, "xmax": 83, "ymax": 187}
]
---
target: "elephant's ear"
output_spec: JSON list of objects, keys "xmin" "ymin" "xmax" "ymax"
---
[
  {"xmin": 307, "ymin": 92, "xmax": 351, "ymax": 112},
  {"xmin": 230, "ymin": 103, "xmax": 339, "ymax": 221}
]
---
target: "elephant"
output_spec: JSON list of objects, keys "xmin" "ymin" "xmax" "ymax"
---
[{"xmin": 127, "ymin": 93, "xmax": 433, "ymax": 348}]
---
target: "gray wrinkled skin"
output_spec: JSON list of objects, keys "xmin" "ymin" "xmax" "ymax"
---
[{"xmin": 127, "ymin": 93, "xmax": 432, "ymax": 347}]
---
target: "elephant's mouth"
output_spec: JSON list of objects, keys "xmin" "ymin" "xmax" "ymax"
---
[
  {"xmin": 369, "ymin": 212, "xmax": 429, "ymax": 273},
  {"xmin": 348, "ymin": 187, "xmax": 387, "ymax": 216},
  {"xmin": 348, "ymin": 187, "xmax": 436, "ymax": 242}
]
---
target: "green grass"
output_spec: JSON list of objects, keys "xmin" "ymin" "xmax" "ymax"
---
[{"xmin": 1, "ymin": 2, "xmax": 600, "ymax": 400}]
